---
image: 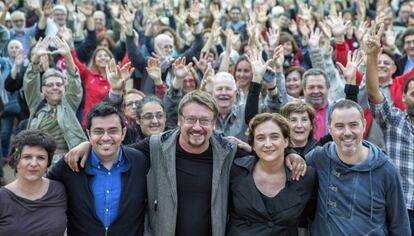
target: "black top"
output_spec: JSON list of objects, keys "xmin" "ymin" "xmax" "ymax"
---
[
  {"xmin": 227, "ymin": 155, "xmax": 316, "ymax": 236},
  {"xmin": 175, "ymin": 142, "xmax": 213, "ymax": 236}
]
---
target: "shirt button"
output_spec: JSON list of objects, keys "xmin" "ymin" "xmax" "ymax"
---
[
  {"xmin": 106, "ymin": 190, "xmax": 110, "ymax": 194},
  {"xmin": 105, "ymin": 208, "xmax": 109, "ymax": 212},
  {"xmin": 267, "ymin": 222, "xmax": 274, "ymax": 228},
  {"xmin": 108, "ymin": 172, "xmax": 111, "ymax": 175}
]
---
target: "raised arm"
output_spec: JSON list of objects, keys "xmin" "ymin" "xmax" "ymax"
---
[{"xmin": 365, "ymin": 22, "xmax": 385, "ymax": 104}]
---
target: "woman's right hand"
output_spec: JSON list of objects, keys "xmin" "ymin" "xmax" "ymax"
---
[{"xmin": 64, "ymin": 141, "xmax": 92, "ymax": 172}]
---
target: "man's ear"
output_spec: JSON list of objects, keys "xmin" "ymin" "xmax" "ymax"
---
[{"xmin": 86, "ymin": 129, "xmax": 91, "ymax": 140}]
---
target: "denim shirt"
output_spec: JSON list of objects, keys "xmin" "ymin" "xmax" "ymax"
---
[{"xmin": 89, "ymin": 149, "xmax": 125, "ymax": 229}]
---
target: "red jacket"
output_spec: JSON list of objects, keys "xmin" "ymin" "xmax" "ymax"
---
[{"xmin": 72, "ymin": 50, "xmax": 110, "ymax": 126}]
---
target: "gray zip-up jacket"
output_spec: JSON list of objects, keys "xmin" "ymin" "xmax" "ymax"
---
[{"xmin": 146, "ymin": 128, "xmax": 238, "ymax": 236}]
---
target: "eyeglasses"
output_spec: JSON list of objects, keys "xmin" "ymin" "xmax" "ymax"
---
[
  {"xmin": 182, "ymin": 115, "xmax": 213, "ymax": 126},
  {"xmin": 43, "ymin": 82, "xmax": 64, "ymax": 88},
  {"xmin": 126, "ymin": 100, "xmax": 140, "ymax": 107},
  {"xmin": 140, "ymin": 112, "xmax": 165, "ymax": 121},
  {"xmin": 90, "ymin": 128, "xmax": 122, "ymax": 136}
]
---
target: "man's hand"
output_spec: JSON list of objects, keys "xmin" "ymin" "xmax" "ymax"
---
[
  {"xmin": 13, "ymin": 49, "xmax": 24, "ymax": 66},
  {"xmin": 336, "ymin": 49, "xmax": 364, "ymax": 85},
  {"xmin": 172, "ymin": 57, "xmax": 190, "ymax": 79},
  {"xmin": 308, "ymin": 27, "xmax": 322, "ymax": 49},
  {"xmin": 146, "ymin": 57, "xmax": 163, "ymax": 85},
  {"xmin": 53, "ymin": 36, "xmax": 71, "ymax": 57},
  {"xmin": 106, "ymin": 59, "xmax": 129, "ymax": 94},
  {"xmin": 31, "ymin": 37, "xmax": 52, "ymax": 63},
  {"xmin": 246, "ymin": 48, "xmax": 272, "ymax": 82},
  {"xmin": 193, "ymin": 51, "xmax": 209, "ymax": 73},
  {"xmin": 365, "ymin": 21, "xmax": 384, "ymax": 56},
  {"xmin": 272, "ymin": 45, "xmax": 284, "ymax": 72},
  {"xmin": 285, "ymin": 153, "xmax": 307, "ymax": 180},
  {"xmin": 267, "ymin": 27, "xmax": 280, "ymax": 50},
  {"xmin": 326, "ymin": 13, "xmax": 350, "ymax": 42},
  {"xmin": 78, "ymin": 1, "xmax": 94, "ymax": 18},
  {"xmin": 64, "ymin": 141, "xmax": 92, "ymax": 172}
]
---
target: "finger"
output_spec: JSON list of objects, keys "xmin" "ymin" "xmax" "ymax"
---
[
  {"xmin": 301, "ymin": 164, "xmax": 307, "ymax": 177},
  {"xmin": 336, "ymin": 62, "xmax": 345, "ymax": 75},
  {"xmin": 80, "ymin": 153, "xmax": 87, "ymax": 169}
]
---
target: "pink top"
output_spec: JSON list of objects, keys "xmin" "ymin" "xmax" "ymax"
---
[{"xmin": 314, "ymin": 104, "xmax": 328, "ymax": 140}]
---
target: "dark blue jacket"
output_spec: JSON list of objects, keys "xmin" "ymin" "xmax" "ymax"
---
[
  {"xmin": 306, "ymin": 141, "xmax": 410, "ymax": 235},
  {"xmin": 48, "ymin": 146, "xmax": 149, "ymax": 236}
]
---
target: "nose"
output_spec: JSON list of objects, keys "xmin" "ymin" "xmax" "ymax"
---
[
  {"xmin": 29, "ymin": 157, "xmax": 38, "ymax": 166},
  {"xmin": 343, "ymin": 126, "xmax": 352, "ymax": 136},
  {"xmin": 264, "ymin": 137, "xmax": 272, "ymax": 146}
]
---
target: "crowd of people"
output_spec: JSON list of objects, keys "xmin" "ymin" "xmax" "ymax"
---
[{"xmin": 0, "ymin": 0, "xmax": 414, "ymax": 235}]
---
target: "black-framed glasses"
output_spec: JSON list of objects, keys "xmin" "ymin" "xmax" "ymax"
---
[
  {"xmin": 140, "ymin": 112, "xmax": 165, "ymax": 121},
  {"xmin": 182, "ymin": 115, "xmax": 213, "ymax": 126}
]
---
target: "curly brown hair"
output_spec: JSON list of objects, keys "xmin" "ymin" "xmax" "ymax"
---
[{"xmin": 8, "ymin": 129, "xmax": 57, "ymax": 172}]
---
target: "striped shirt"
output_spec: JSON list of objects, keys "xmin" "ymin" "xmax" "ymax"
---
[{"xmin": 370, "ymin": 99, "xmax": 414, "ymax": 209}]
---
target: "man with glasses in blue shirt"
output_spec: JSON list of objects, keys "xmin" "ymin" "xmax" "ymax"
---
[{"xmin": 48, "ymin": 102, "xmax": 149, "ymax": 236}]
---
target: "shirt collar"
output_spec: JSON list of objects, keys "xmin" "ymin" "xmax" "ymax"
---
[{"xmin": 90, "ymin": 148, "xmax": 124, "ymax": 169}]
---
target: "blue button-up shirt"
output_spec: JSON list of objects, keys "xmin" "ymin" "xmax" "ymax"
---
[{"xmin": 89, "ymin": 149, "xmax": 125, "ymax": 229}]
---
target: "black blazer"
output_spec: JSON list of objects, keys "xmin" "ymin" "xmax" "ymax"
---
[
  {"xmin": 227, "ymin": 155, "xmax": 316, "ymax": 236},
  {"xmin": 47, "ymin": 146, "xmax": 149, "ymax": 236}
]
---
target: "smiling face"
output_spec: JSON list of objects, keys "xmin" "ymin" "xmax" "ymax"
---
[
  {"xmin": 212, "ymin": 74, "xmax": 237, "ymax": 116},
  {"xmin": 377, "ymin": 53, "xmax": 396, "ymax": 83},
  {"xmin": 16, "ymin": 145, "xmax": 49, "ymax": 183},
  {"xmin": 182, "ymin": 74, "xmax": 197, "ymax": 94},
  {"xmin": 329, "ymin": 107, "xmax": 365, "ymax": 157},
  {"xmin": 42, "ymin": 76, "xmax": 65, "ymax": 105},
  {"xmin": 178, "ymin": 102, "xmax": 215, "ymax": 153},
  {"xmin": 303, "ymin": 75, "xmax": 329, "ymax": 109},
  {"xmin": 124, "ymin": 93, "xmax": 144, "ymax": 120},
  {"xmin": 253, "ymin": 120, "xmax": 289, "ymax": 163},
  {"xmin": 7, "ymin": 40, "xmax": 22, "ymax": 59},
  {"xmin": 87, "ymin": 114, "xmax": 126, "ymax": 161},
  {"xmin": 404, "ymin": 34, "xmax": 414, "ymax": 58},
  {"xmin": 94, "ymin": 49, "xmax": 111, "ymax": 69},
  {"xmin": 403, "ymin": 80, "xmax": 414, "ymax": 120},
  {"xmin": 286, "ymin": 70, "xmax": 303, "ymax": 98},
  {"xmin": 53, "ymin": 9, "xmax": 67, "ymax": 27},
  {"xmin": 137, "ymin": 102, "xmax": 166, "ymax": 136},
  {"xmin": 235, "ymin": 60, "xmax": 253, "ymax": 90},
  {"xmin": 288, "ymin": 112, "xmax": 312, "ymax": 147}
]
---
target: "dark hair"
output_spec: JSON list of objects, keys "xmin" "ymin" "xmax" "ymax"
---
[
  {"xmin": 246, "ymin": 112, "xmax": 291, "ymax": 147},
  {"xmin": 380, "ymin": 48, "xmax": 396, "ymax": 63},
  {"xmin": 302, "ymin": 68, "xmax": 330, "ymax": 89},
  {"xmin": 404, "ymin": 76, "xmax": 414, "ymax": 94},
  {"xmin": 8, "ymin": 129, "xmax": 57, "ymax": 170},
  {"xmin": 402, "ymin": 27, "xmax": 414, "ymax": 45},
  {"xmin": 328, "ymin": 99, "xmax": 364, "ymax": 124},
  {"xmin": 136, "ymin": 95, "xmax": 165, "ymax": 119},
  {"xmin": 97, "ymin": 34, "xmax": 116, "ymax": 52},
  {"xmin": 279, "ymin": 32, "xmax": 299, "ymax": 53},
  {"xmin": 86, "ymin": 102, "xmax": 125, "ymax": 130}
]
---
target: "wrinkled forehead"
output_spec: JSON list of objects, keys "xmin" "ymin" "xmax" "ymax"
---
[{"xmin": 213, "ymin": 74, "xmax": 236, "ymax": 89}]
